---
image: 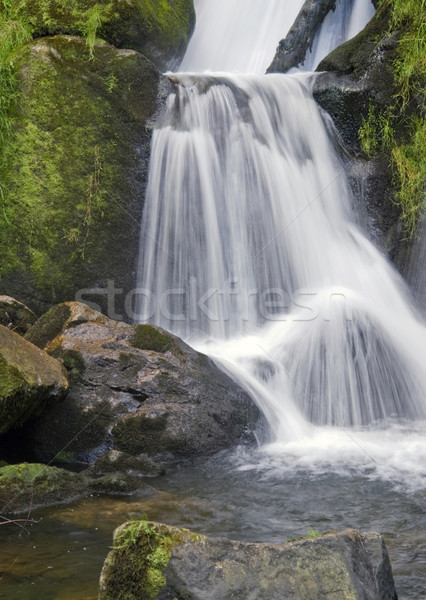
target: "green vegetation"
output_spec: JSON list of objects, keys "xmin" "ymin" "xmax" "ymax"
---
[{"xmin": 359, "ymin": 0, "xmax": 425, "ymax": 237}]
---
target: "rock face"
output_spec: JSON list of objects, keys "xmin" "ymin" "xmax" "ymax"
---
[
  {"xmin": 0, "ymin": 295, "xmax": 37, "ymax": 335},
  {"xmin": 0, "ymin": 35, "xmax": 170, "ymax": 317},
  {"xmin": 311, "ymin": 2, "xmax": 414, "ymax": 267},
  {"xmin": 267, "ymin": 0, "xmax": 337, "ymax": 73},
  {"xmin": 0, "ymin": 325, "xmax": 68, "ymax": 436},
  {"xmin": 0, "ymin": 0, "xmax": 195, "ymax": 317},
  {"xmin": 99, "ymin": 522, "xmax": 398, "ymax": 600},
  {"xmin": 3, "ymin": 302, "xmax": 259, "ymax": 465}
]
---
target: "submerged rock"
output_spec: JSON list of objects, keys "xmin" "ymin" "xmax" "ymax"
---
[
  {"xmin": 6, "ymin": 302, "xmax": 260, "ymax": 466},
  {"xmin": 0, "ymin": 295, "xmax": 37, "ymax": 335},
  {"xmin": 99, "ymin": 522, "xmax": 398, "ymax": 600},
  {"xmin": 0, "ymin": 325, "xmax": 68, "ymax": 436}
]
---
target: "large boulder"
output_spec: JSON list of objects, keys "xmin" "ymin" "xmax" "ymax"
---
[
  {"xmin": 0, "ymin": 35, "xmax": 171, "ymax": 316},
  {"xmin": 1, "ymin": 0, "xmax": 195, "ymax": 71},
  {"xmin": 0, "ymin": 325, "xmax": 68, "ymax": 436},
  {"xmin": 3, "ymin": 302, "xmax": 260, "ymax": 466},
  {"xmin": 99, "ymin": 522, "xmax": 398, "ymax": 600}
]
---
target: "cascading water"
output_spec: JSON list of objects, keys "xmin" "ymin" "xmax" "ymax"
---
[{"xmin": 137, "ymin": 0, "xmax": 426, "ymax": 485}]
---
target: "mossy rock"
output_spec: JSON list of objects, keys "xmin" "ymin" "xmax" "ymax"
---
[
  {"xmin": 0, "ymin": 462, "xmax": 87, "ymax": 514},
  {"xmin": 130, "ymin": 325, "xmax": 174, "ymax": 353},
  {"xmin": 0, "ymin": 36, "xmax": 167, "ymax": 316},
  {"xmin": 0, "ymin": 295, "xmax": 37, "ymax": 335},
  {"xmin": 0, "ymin": 324, "xmax": 68, "ymax": 435},
  {"xmin": 2, "ymin": 0, "xmax": 195, "ymax": 71},
  {"xmin": 99, "ymin": 524, "xmax": 398, "ymax": 600}
]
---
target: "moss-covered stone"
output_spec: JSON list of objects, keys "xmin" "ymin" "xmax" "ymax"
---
[
  {"xmin": 0, "ymin": 462, "xmax": 86, "ymax": 514},
  {"xmin": 112, "ymin": 413, "xmax": 168, "ymax": 455},
  {"xmin": 0, "ymin": 295, "xmax": 37, "ymax": 335},
  {"xmin": 0, "ymin": 36, "xmax": 166, "ymax": 316},
  {"xmin": 99, "ymin": 524, "xmax": 397, "ymax": 600},
  {"xmin": 99, "ymin": 520, "xmax": 206, "ymax": 600},
  {"xmin": 130, "ymin": 325, "xmax": 173, "ymax": 353},
  {"xmin": 0, "ymin": 324, "xmax": 68, "ymax": 435},
  {"xmin": 1, "ymin": 0, "xmax": 195, "ymax": 71}
]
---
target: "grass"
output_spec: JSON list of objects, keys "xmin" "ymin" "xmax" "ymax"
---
[{"xmin": 358, "ymin": 0, "xmax": 425, "ymax": 237}]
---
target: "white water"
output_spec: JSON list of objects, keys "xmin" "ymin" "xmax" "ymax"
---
[
  {"xmin": 137, "ymin": 1, "xmax": 426, "ymax": 491},
  {"xmin": 180, "ymin": 0, "xmax": 305, "ymax": 73}
]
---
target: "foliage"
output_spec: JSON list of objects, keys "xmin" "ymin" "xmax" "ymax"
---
[{"xmin": 358, "ymin": 0, "xmax": 425, "ymax": 237}]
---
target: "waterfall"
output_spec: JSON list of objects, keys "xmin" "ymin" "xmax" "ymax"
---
[{"xmin": 137, "ymin": 0, "xmax": 426, "ymax": 442}]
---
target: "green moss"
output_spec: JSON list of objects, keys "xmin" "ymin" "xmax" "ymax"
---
[
  {"xmin": 357, "ymin": 0, "xmax": 425, "ymax": 237},
  {"xmin": 130, "ymin": 325, "xmax": 173, "ymax": 353},
  {"xmin": 101, "ymin": 521, "xmax": 206, "ymax": 600},
  {"xmin": 112, "ymin": 414, "xmax": 168, "ymax": 455},
  {"xmin": 0, "ymin": 354, "xmax": 25, "ymax": 399}
]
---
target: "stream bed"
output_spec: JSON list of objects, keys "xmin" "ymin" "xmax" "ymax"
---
[{"xmin": 1, "ymin": 435, "xmax": 425, "ymax": 600}]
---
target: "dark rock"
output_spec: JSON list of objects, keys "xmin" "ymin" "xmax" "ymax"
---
[
  {"xmin": 0, "ymin": 295, "xmax": 37, "ymax": 335},
  {"xmin": 6, "ymin": 302, "xmax": 260, "ymax": 466},
  {"xmin": 99, "ymin": 522, "xmax": 398, "ymax": 600},
  {"xmin": 267, "ymin": 0, "xmax": 336, "ymax": 73},
  {"xmin": 0, "ymin": 325, "xmax": 68, "ymax": 436},
  {"xmin": 311, "ymin": 3, "xmax": 414, "ymax": 268},
  {"xmin": 0, "ymin": 35, "xmax": 172, "ymax": 318}
]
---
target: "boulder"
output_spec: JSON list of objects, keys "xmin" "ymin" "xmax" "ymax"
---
[
  {"xmin": 0, "ymin": 462, "xmax": 155, "ymax": 515},
  {"xmin": 3, "ymin": 302, "xmax": 260, "ymax": 466},
  {"xmin": 0, "ymin": 35, "xmax": 171, "ymax": 317},
  {"xmin": 0, "ymin": 295, "xmax": 37, "ymax": 335},
  {"xmin": 0, "ymin": 325, "xmax": 68, "ymax": 436},
  {"xmin": 99, "ymin": 521, "xmax": 398, "ymax": 600},
  {"xmin": 2, "ymin": 0, "xmax": 195, "ymax": 71},
  {"xmin": 267, "ymin": 0, "xmax": 337, "ymax": 73}
]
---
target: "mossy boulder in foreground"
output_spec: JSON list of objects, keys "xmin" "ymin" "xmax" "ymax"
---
[
  {"xmin": 99, "ymin": 522, "xmax": 398, "ymax": 600},
  {"xmin": 0, "ymin": 324, "xmax": 68, "ymax": 435}
]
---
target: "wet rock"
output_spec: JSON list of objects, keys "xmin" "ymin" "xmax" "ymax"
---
[
  {"xmin": 99, "ymin": 522, "xmax": 398, "ymax": 600},
  {"xmin": 0, "ymin": 295, "xmax": 37, "ymax": 335},
  {"xmin": 0, "ymin": 325, "xmax": 68, "ymax": 436},
  {"xmin": 8, "ymin": 302, "xmax": 260, "ymax": 466},
  {"xmin": 311, "ymin": 3, "xmax": 412, "ymax": 265},
  {"xmin": 267, "ymin": 0, "xmax": 336, "ymax": 73},
  {"xmin": 0, "ymin": 462, "xmax": 87, "ymax": 515},
  {"xmin": 0, "ymin": 462, "xmax": 154, "ymax": 515}
]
